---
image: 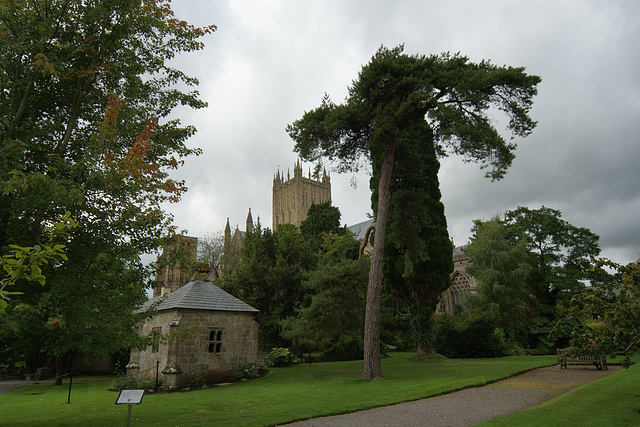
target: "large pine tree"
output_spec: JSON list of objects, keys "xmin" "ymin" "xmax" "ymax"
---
[{"xmin": 288, "ymin": 45, "xmax": 540, "ymax": 378}]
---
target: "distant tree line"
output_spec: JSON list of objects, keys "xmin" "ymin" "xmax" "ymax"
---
[{"xmin": 217, "ymin": 203, "xmax": 613, "ymax": 363}]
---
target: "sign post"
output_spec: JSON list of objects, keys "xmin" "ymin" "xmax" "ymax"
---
[{"xmin": 115, "ymin": 389, "xmax": 145, "ymax": 427}]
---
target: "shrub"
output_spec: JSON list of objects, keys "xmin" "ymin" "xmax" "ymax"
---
[
  {"xmin": 233, "ymin": 363, "xmax": 260, "ymax": 381},
  {"xmin": 263, "ymin": 347, "xmax": 299, "ymax": 367},
  {"xmin": 111, "ymin": 375, "xmax": 156, "ymax": 392},
  {"xmin": 321, "ymin": 335, "xmax": 363, "ymax": 362},
  {"xmin": 432, "ymin": 312, "xmax": 508, "ymax": 358},
  {"xmin": 189, "ymin": 369, "xmax": 207, "ymax": 389}
]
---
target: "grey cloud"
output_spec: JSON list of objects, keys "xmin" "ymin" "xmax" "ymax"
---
[{"xmin": 166, "ymin": 0, "xmax": 639, "ymax": 264}]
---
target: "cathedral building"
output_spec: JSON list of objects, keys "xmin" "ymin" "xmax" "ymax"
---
[
  {"xmin": 221, "ymin": 208, "xmax": 254, "ymax": 275},
  {"xmin": 437, "ymin": 245, "xmax": 478, "ymax": 314},
  {"xmin": 155, "ymin": 159, "xmax": 477, "ymax": 312},
  {"xmin": 272, "ymin": 159, "xmax": 331, "ymax": 229}
]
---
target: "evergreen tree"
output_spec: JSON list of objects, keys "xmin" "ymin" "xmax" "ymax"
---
[
  {"xmin": 288, "ymin": 45, "xmax": 540, "ymax": 378},
  {"xmin": 300, "ymin": 201, "xmax": 344, "ymax": 251},
  {"xmin": 221, "ymin": 223, "xmax": 313, "ymax": 347},
  {"xmin": 372, "ymin": 121, "xmax": 453, "ymax": 355},
  {"xmin": 281, "ymin": 233, "xmax": 368, "ymax": 357}
]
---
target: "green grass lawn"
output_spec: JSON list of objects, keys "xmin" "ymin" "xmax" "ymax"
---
[
  {"xmin": 482, "ymin": 362, "xmax": 640, "ymax": 426},
  {"xmin": 1, "ymin": 353, "xmax": 559, "ymax": 426}
]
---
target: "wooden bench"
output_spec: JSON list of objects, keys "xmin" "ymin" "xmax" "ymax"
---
[
  {"xmin": 557, "ymin": 347, "xmax": 607, "ymax": 370},
  {"xmin": 24, "ymin": 367, "xmax": 52, "ymax": 382}
]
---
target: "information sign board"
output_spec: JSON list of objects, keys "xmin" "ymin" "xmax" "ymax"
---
[{"xmin": 115, "ymin": 389, "xmax": 145, "ymax": 405}]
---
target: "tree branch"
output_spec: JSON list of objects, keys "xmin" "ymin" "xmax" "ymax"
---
[
  {"xmin": 359, "ymin": 221, "xmax": 376, "ymax": 259},
  {"xmin": 8, "ymin": 77, "xmax": 34, "ymax": 134},
  {"xmin": 56, "ymin": 76, "xmax": 92, "ymax": 153}
]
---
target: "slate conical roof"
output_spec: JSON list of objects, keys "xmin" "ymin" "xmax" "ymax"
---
[{"xmin": 138, "ymin": 281, "xmax": 258, "ymax": 313}]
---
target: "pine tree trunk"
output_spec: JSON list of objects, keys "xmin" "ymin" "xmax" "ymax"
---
[{"xmin": 361, "ymin": 137, "xmax": 396, "ymax": 379}]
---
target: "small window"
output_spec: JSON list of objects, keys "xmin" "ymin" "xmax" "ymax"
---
[
  {"xmin": 208, "ymin": 329, "xmax": 223, "ymax": 353},
  {"xmin": 151, "ymin": 327, "xmax": 162, "ymax": 353}
]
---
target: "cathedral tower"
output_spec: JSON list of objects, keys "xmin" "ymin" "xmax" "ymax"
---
[{"xmin": 272, "ymin": 160, "xmax": 331, "ymax": 229}]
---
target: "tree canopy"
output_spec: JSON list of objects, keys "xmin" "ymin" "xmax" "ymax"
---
[
  {"xmin": 0, "ymin": 0, "xmax": 213, "ymax": 379},
  {"xmin": 281, "ymin": 232, "xmax": 369, "ymax": 356},
  {"xmin": 299, "ymin": 201, "xmax": 344, "ymax": 250},
  {"xmin": 466, "ymin": 207, "xmax": 603, "ymax": 350},
  {"xmin": 288, "ymin": 45, "xmax": 540, "ymax": 378},
  {"xmin": 503, "ymin": 206, "xmax": 602, "ymax": 306}
]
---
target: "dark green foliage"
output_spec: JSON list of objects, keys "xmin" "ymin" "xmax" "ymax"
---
[
  {"xmin": 300, "ymin": 201, "xmax": 344, "ymax": 244},
  {"xmin": 320, "ymin": 334, "xmax": 364, "ymax": 362},
  {"xmin": 503, "ymin": 207, "xmax": 602, "ymax": 349},
  {"xmin": 406, "ymin": 302, "xmax": 434, "ymax": 353},
  {"xmin": 465, "ymin": 217, "xmax": 531, "ymax": 341},
  {"xmin": 221, "ymin": 223, "xmax": 313, "ymax": 347},
  {"xmin": 467, "ymin": 209, "xmax": 604, "ymax": 351},
  {"xmin": 374, "ymin": 121, "xmax": 453, "ymax": 352},
  {"xmin": 566, "ymin": 260, "xmax": 640, "ymax": 368},
  {"xmin": 263, "ymin": 347, "xmax": 300, "ymax": 367},
  {"xmin": 503, "ymin": 206, "xmax": 602, "ymax": 306},
  {"xmin": 548, "ymin": 313, "xmax": 592, "ymax": 350},
  {"xmin": 280, "ymin": 233, "xmax": 369, "ymax": 351},
  {"xmin": 233, "ymin": 363, "xmax": 261, "ymax": 381},
  {"xmin": 288, "ymin": 46, "xmax": 541, "ymax": 180},
  {"xmin": 189, "ymin": 370, "xmax": 207, "ymax": 389},
  {"xmin": 111, "ymin": 375, "xmax": 156, "ymax": 393},
  {"xmin": 432, "ymin": 313, "xmax": 508, "ymax": 358}
]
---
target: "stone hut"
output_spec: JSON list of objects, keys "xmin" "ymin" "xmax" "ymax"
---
[{"xmin": 127, "ymin": 281, "xmax": 258, "ymax": 388}]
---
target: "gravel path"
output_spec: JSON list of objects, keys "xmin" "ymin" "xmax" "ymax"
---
[
  {"xmin": 0, "ymin": 379, "xmax": 31, "ymax": 397},
  {"xmin": 285, "ymin": 365, "xmax": 621, "ymax": 426}
]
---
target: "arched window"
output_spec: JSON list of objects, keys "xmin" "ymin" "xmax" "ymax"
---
[
  {"xmin": 450, "ymin": 272, "xmax": 471, "ymax": 309},
  {"xmin": 208, "ymin": 329, "xmax": 223, "ymax": 353}
]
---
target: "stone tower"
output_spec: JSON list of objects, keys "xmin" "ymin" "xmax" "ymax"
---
[
  {"xmin": 154, "ymin": 235, "xmax": 198, "ymax": 297},
  {"xmin": 221, "ymin": 208, "xmax": 254, "ymax": 276},
  {"xmin": 272, "ymin": 160, "xmax": 331, "ymax": 229}
]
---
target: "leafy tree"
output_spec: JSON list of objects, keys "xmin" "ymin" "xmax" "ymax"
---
[
  {"xmin": 501, "ymin": 206, "xmax": 603, "ymax": 349},
  {"xmin": 503, "ymin": 206, "xmax": 602, "ymax": 306},
  {"xmin": 220, "ymin": 223, "xmax": 314, "ymax": 347},
  {"xmin": 288, "ymin": 45, "xmax": 540, "ymax": 378},
  {"xmin": 466, "ymin": 207, "xmax": 603, "ymax": 350},
  {"xmin": 465, "ymin": 217, "xmax": 531, "ymax": 341},
  {"xmin": 196, "ymin": 231, "xmax": 225, "ymax": 280},
  {"xmin": 0, "ymin": 212, "xmax": 76, "ymax": 313},
  {"xmin": 567, "ymin": 259, "xmax": 640, "ymax": 368},
  {"xmin": 432, "ymin": 311, "xmax": 508, "ymax": 358},
  {"xmin": 0, "ymin": 0, "xmax": 213, "ymax": 381},
  {"xmin": 281, "ymin": 233, "xmax": 368, "ymax": 356},
  {"xmin": 374, "ymin": 121, "xmax": 453, "ymax": 355},
  {"xmin": 300, "ymin": 201, "xmax": 344, "ymax": 246}
]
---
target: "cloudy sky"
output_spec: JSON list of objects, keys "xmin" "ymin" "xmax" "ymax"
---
[{"xmin": 164, "ymin": 0, "xmax": 639, "ymax": 265}]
